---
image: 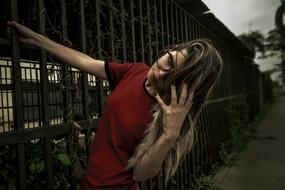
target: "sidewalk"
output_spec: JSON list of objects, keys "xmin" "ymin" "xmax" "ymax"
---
[{"xmin": 213, "ymin": 95, "xmax": 285, "ymax": 190}]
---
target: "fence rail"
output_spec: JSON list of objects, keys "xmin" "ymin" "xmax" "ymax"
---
[{"xmin": 0, "ymin": 0, "xmax": 273, "ymax": 189}]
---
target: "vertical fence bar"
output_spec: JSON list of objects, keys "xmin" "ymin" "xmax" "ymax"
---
[
  {"xmin": 61, "ymin": 0, "xmax": 70, "ymax": 120},
  {"xmin": 154, "ymin": 0, "xmax": 159, "ymax": 58},
  {"xmin": 214, "ymin": 104, "xmax": 221, "ymax": 159},
  {"xmin": 120, "ymin": 0, "xmax": 126, "ymax": 62},
  {"xmin": 170, "ymin": 0, "xmax": 175, "ymax": 45},
  {"xmin": 38, "ymin": 0, "xmax": 54, "ymax": 188},
  {"xmin": 180, "ymin": 10, "xmax": 185, "ymax": 43},
  {"xmin": 184, "ymin": 12, "xmax": 188, "ymax": 42},
  {"xmin": 192, "ymin": 19, "xmax": 197, "ymax": 39},
  {"xmin": 212, "ymin": 104, "xmax": 219, "ymax": 159},
  {"xmin": 199, "ymin": 113, "xmax": 205, "ymax": 172},
  {"xmin": 197, "ymin": 24, "xmax": 201, "ymax": 38},
  {"xmin": 146, "ymin": 0, "xmax": 153, "ymax": 64},
  {"xmin": 130, "ymin": 0, "xmax": 136, "ymax": 62},
  {"xmin": 175, "ymin": 3, "xmax": 179, "ymax": 43},
  {"xmin": 186, "ymin": 154, "xmax": 191, "ymax": 188},
  {"xmin": 10, "ymin": 0, "xmax": 27, "ymax": 189},
  {"xmin": 79, "ymin": 0, "xmax": 91, "ymax": 158},
  {"xmin": 203, "ymin": 110, "xmax": 209, "ymax": 170},
  {"xmin": 165, "ymin": 0, "xmax": 170, "ymax": 46},
  {"xmin": 196, "ymin": 20, "xmax": 200, "ymax": 38},
  {"xmin": 95, "ymin": 0, "xmax": 104, "ymax": 116},
  {"xmin": 197, "ymin": 23, "xmax": 201, "ymax": 38},
  {"xmin": 159, "ymin": 0, "xmax": 165, "ymax": 49},
  {"xmin": 211, "ymin": 104, "xmax": 219, "ymax": 159},
  {"xmin": 60, "ymin": 0, "xmax": 76, "ymax": 188},
  {"xmin": 139, "ymin": 0, "xmax": 145, "ymax": 63},
  {"xmin": 189, "ymin": 16, "xmax": 193, "ymax": 41},
  {"xmin": 79, "ymin": 0, "xmax": 89, "ymax": 119},
  {"xmin": 205, "ymin": 106, "xmax": 214, "ymax": 165},
  {"xmin": 109, "ymin": 3, "xmax": 115, "ymax": 60}
]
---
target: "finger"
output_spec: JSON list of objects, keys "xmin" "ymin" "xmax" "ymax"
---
[
  {"xmin": 178, "ymin": 82, "xmax": 188, "ymax": 106},
  {"xmin": 171, "ymin": 84, "xmax": 177, "ymax": 105},
  {"xmin": 154, "ymin": 92, "xmax": 167, "ymax": 109},
  {"xmin": 185, "ymin": 90, "xmax": 195, "ymax": 108},
  {"xmin": 7, "ymin": 21, "xmax": 20, "ymax": 29},
  {"xmin": 19, "ymin": 38, "xmax": 32, "ymax": 44},
  {"xmin": 8, "ymin": 21, "xmax": 30, "ymax": 34}
]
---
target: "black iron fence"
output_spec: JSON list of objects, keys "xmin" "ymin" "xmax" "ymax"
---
[{"xmin": 0, "ymin": 0, "xmax": 273, "ymax": 189}]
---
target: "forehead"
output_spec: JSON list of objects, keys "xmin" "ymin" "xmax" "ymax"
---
[{"xmin": 170, "ymin": 49, "xmax": 188, "ymax": 68}]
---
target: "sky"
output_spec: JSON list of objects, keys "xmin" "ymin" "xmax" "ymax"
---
[{"xmin": 201, "ymin": 0, "xmax": 282, "ymax": 82}]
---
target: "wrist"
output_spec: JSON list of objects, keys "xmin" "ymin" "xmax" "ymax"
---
[
  {"xmin": 33, "ymin": 33, "xmax": 46, "ymax": 46},
  {"xmin": 162, "ymin": 130, "xmax": 179, "ymax": 142}
]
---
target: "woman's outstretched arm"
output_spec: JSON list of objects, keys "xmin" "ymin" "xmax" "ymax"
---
[
  {"xmin": 7, "ymin": 21, "xmax": 106, "ymax": 80},
  {"xmin": 133, "ymin": 83, "xmax": 194, "ymax": 181}
]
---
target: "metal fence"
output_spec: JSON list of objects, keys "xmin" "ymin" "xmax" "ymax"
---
[{"xmin": 0, "ymin": 0, "xmax": 273, "ymax": 189}]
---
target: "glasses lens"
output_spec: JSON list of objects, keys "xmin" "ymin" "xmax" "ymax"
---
[
  {"xmin": 155, "ymin": 49, "xmax": 175, "ymax": 72},
  {"xmin": 166, "ymin": 52, "xmax": 174, "ymax": 69}
]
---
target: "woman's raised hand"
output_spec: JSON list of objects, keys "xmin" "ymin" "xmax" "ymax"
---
[
  {"xmin": 154, "ymin": 83, "xmax": 194, "ymax": 140},
  {"xmin": 7, "ymin": 21, "xmax": 38, "ymax": 45}
]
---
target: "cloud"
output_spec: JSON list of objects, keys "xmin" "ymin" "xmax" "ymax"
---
[
  {"xmin": 202, "ymin": 0, "xmax": 283, "ymax": 81},
  {"xmin": 202, "ymin": 0, "xmax": 281, "ymax": 35}
]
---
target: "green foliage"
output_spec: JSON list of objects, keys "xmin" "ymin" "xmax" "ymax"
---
[
  {"xmin": 0, "ymin": 137, "xmax": 87, "ymax": 190},
  {"xmin": 191, "ymin": 174, "xmax": 221, "ymax": 190},
  {"xmin": 265, "ymin": 28, "xmax": 285, "ymax": 59},
  {"xmin": 191, "ymin": 95, "xmax": 263, "ymax": 190},
  {"xmin": 217, "ymin": 95, "xmax": 257, "ymax": 167},
  {"xmin": 57, "ymin": 153, "xmax": 71, "ymax": 166},
  {"xmin": 0, "ymin": 145, "xmax": 17, "ymax": 190}
]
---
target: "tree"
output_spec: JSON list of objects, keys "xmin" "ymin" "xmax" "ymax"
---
[
  {"xmin": 265, "ymin": 28, "xmax": 285, "ymax": 84},
  {"xmin": 238, "ymin": 30, "xmax": 265, "ymax": 58},
  {"xmin": 238, "ymin": 30, "xmax": 284, "ymax": 84}
]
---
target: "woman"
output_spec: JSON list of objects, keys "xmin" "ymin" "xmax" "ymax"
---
[{"xmin": 8, "ymin": 21, "xmax": 222, "ymax": 190}]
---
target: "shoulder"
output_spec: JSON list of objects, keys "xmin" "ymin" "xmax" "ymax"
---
[{"xmin": 129, "ymin": 62, "xmax": 150, "ymax": 71}]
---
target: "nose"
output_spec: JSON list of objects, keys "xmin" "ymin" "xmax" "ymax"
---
[{"xmin": 158, "ymin": 69, "xmax": 169, "ymax": 78}]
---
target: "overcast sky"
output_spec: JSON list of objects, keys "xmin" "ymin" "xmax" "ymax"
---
[
  {"xmin": 201, "ymin": 0, "xmax": 282, "ymax": 82},
  {"xmin": 202, "ymin": 0, "xmax": 281, "ymax": 35}
]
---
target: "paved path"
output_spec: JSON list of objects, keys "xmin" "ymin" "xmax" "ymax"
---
[{"xmin": 213, "ymin": 95, "xmax": 285, "ymax": 190}]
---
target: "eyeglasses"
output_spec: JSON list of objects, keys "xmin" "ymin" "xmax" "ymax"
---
[{"xmin": 155, "ymin": 50, "xmax": 174, "ymax": 72}]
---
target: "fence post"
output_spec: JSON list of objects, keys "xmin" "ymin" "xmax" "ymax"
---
[
  {"xmin": 139, "ymin": 0, "xmax": 145, "ymax": 63},
  {"xmin": 120, "ymin": 0, "xmax": 127, "ymax": 63},
  {"xmin": 147, "ymin": 0, "xmax": 153, "ymax": 64},
  {"xmin": 10, "ymin": 0, "xmax": 27, "ymax": 189},
  {"xmin": 130, "ymin": 0, "xmax": 137, "ymax": 62},
  {"xmin": 165, "ymin": 0, "xmax": 170, "ymax": 46},
  {"xmin": 38, "ymin": 0, "xmax": 54, "ymax": 189},
  {"xmin": 95, "ymin": 0, "xmax": 104, "ymax": 117},
  {"xmin": 59, "ymin": 0, "xmax": 76, "ymax": 188}
]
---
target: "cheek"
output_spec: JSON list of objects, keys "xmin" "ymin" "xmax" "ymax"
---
[{"xmin": 155, "ymin": 81, "xmax": 165, "ymax": 93}]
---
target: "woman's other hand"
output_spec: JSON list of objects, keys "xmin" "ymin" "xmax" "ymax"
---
[
  {"xmin": 7, "ymin": 20, "xmax": 38, "ymax": 45},
  {"xmin": 154, "ymin": 83, "xmax": 194, "ymax": 140}
]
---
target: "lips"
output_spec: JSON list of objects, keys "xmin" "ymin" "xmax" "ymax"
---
[{"xmin": 152, "ymin": 69, "xmax": 159, "ymax": 83}]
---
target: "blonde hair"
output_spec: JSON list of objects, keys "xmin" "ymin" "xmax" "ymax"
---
[{"xmin": 124, "ymin": 39, "xmax": 223, "ymax": 185}]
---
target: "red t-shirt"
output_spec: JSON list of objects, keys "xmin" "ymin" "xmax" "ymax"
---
[{"xmin": 80, "ymin": 61, "xmax": 155, "ymax": 190}]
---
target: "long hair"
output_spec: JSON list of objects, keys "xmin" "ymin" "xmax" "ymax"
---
[{"xmin": 124, "ymin": 39, "xmax": 223, "ymax": 185}]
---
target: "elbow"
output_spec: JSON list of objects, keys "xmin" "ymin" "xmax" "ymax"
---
[
  {"xmin": 133, "ymin": 167, "xmax": 157, "ymax": 182},
  {"xmin": 133, "ymin": 174, "xmax": 147, "ymax": 182}
]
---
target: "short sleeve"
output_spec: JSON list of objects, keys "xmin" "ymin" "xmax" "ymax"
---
[{"xmin": 104, "ymin": 61, "xmax": 133, "ymax": 90}]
